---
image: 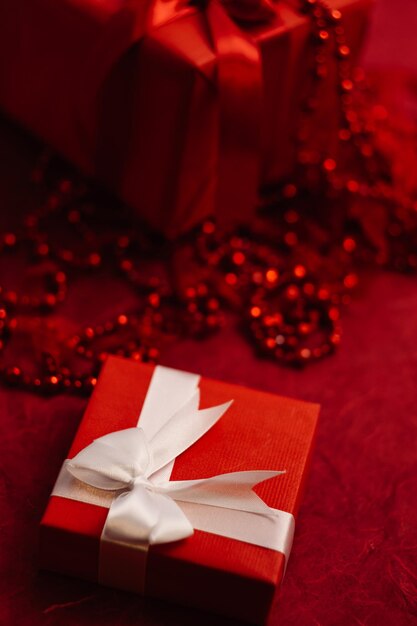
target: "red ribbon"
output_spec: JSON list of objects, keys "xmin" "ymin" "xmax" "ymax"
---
[{"xmin": 79, "ymin": 0, "xmax": 279, "ymax": 230}]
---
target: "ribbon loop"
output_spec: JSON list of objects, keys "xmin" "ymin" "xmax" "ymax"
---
[
  {"xmin": 148, "ymin": 398, "xmax": 233, "ymax": 475},
  {"xmin": 67, "ymin": 427, "xmax": 152, "ymax": 490}
]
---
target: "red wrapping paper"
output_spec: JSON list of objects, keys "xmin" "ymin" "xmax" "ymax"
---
[
  {"xmin": 39, "ymin": 356, "xmax": 319, "ymax": 624},
  {"xmin": 0, "ymin": 0, "xmax": 372, "ymax": 237}
]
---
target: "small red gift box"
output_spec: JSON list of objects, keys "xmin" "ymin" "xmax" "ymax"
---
[
  {"xmin": 40, "ymin": 356, "xmax": 319, "ymax": 624},
  {"xmin": 0, "ymin": 0, "xmax": 372, "ymax": 237}
]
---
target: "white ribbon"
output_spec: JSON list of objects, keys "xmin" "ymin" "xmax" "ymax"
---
[{"xmin": 52, "ymin": 365, "xmax": 294, "ymax": 592}]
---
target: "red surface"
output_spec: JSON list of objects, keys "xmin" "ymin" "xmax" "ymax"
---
[
  {"xmin": 1, "ymin": 2, "xmax": 417, "ymax": 626},
  {"xmin": 2, "ymin": 260, "xmax": 417, "ymax": 626}
]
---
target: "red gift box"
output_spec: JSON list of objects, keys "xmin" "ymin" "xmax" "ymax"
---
[
  {"xmin": 0, "ymin": 0, "xmax": 372, "ymax": 237},
  {"xmin": 40, "ymin": 356, "xmax": 319, "ymax": 624}
]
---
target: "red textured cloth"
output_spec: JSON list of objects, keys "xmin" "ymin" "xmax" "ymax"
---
[{"xmin": 1, "ymin": 2, "xmax": 417, "ymax": 625}]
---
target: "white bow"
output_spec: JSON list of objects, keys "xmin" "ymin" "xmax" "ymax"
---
[
  {"xmin": 53, "ymin": 365, "xmax": 295, "ymax": 576},
  {"xmin": 65, "ymin": 387, "xmax": 283, "ymax": 546}
]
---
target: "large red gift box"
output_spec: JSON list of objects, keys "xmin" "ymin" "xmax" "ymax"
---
[
  {"xmin": 40, "ymin": 356, "xmax": 319, "ymax": 624},
  {"xmin": 0, "ymin": 0, "xmax": 371, "ymax": 237}
]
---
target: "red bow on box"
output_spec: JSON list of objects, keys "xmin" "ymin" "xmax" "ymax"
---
[{"xmin": 78, "ymin": 0, "xmax": 280, "ymax": 228}]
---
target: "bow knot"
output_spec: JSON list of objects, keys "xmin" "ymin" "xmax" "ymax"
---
[{"xmin": 131, "ymin": 475, "xmax": 153, "ymax": 490}]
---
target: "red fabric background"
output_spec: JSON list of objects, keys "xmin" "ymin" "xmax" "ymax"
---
[{"xmin": 1, "ymin": 1, "xmax": 417, "ymax": 624}]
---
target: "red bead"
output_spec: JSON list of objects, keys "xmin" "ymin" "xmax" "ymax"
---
[
  {"xmin": 250, "ymin": 306, "xmax": 262, "ymax": 319},
  {"xmin": 294, "ymin": 265, "xmax": 306, "ymax": 279},
  {"xmin": 4, "ymin": 233, "xmax": 17, "ymax": 247},
  {"xmin": 286, "ymin": 285, "xmax": 300, "ymax": 300},
  {"xmin": 37, "ymin": 243, "xmax": 49, "ymax": 257},
  {"xmin": 266, "ymin": 269, "xmax": 279, "ymax": 284},
  {"xmin": 67, "ymin": 209, "xmax": 80, "ymax": 224},
  {"xmin": 338, "ymin": 45, "xmax": 350, "ymax": 57},
  {"xmin": 88, "ymin": 253, "xmax": 101, "ymax": 267},
  {"xmin": 5, "ymin": 366, "xmax": 22, "ymax": 384},
  {"xmin": 323, "ymin": 158, "xmax": 337, "ymax": 172}
]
